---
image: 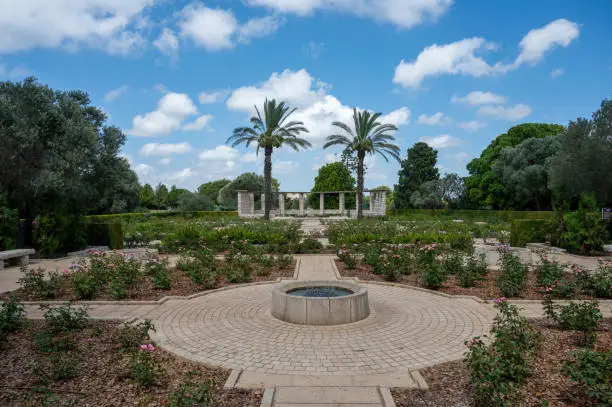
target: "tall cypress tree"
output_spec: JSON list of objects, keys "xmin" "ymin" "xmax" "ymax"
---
[{"xmin": 394, "ymin": 142, "xmax": 439, "ymax": 209}]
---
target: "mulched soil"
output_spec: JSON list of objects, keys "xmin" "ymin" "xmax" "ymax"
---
[
  {"xmin": 392, "ymin": 319, "xmax": 612, "ymax": 407},
  {"xmin": 1, "ymin": 261, "xmax": 295, "ymax": 302},
  {"xmin": 0, "ymin": 320, "xmax": 262, "ymax": 407},
  {"xmin": 335, "ymin": 260, "xmax": 594, "ymax": 301}
]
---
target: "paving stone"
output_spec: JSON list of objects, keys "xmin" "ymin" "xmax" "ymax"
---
[{"xmin": 274, "ymin": 386, "xmax": 380, "ymax": 404}]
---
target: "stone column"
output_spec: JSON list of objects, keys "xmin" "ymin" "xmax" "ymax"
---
[
  {"xmin": 261, "ymin": 194, "xmax": 265, "ymax": 213},
  {"xmin": 378, "ymin": 190, "xmax": 387, "ymax": 216},
  {"xmin": 319, "ymin": 193, "xmax": 325, "ymax": 216},
  {"xmin": 236, "ymin": 191, "xmax": 253, "ymax": 217},
  {"xmin": 279, "ymin": 193, "xmax": 285, "ymax": 216},
  {"xmin": 298, "ymin": 193, "xmax": 305, "ymax": 216},
  {"xmin": 339, "ymin": 193, "xmax": 345, "ymax": 215},
  {"xmin": 249, "ymin": 193, "xmax": 255, "ymax": 214}
]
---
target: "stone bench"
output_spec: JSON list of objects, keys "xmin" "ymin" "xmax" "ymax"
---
[{"xmin": 0, "ymin": 249, "xmax": 35, "ymax": 270}]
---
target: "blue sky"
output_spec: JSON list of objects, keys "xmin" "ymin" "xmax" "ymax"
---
[{"xmin": 1, "ymin": 0, "xmax": 611, "ymax": 191}]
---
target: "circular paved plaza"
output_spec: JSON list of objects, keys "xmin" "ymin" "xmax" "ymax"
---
[{"xmin": 151, "ymin": 282, "xmax": 495, "ymax": 375}]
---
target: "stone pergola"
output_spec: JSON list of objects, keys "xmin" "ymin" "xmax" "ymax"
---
[{"xmin": 236, "ymin": 189, "xmax": 387, "ymax": 218}]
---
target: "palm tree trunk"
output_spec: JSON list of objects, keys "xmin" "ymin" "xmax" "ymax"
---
[
  {"xmin": 357, "ymin": 150, "xmax": 365, "ymax": 219},
  {"xmin": 263, "ymin": 146, "xmax": 273, "ymax": 220}
]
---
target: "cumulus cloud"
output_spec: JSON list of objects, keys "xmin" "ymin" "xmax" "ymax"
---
[
  {"xmin": 274, "ymin": 160, "xmax": 299, "ymax": 174},
  {"xmin": 478, "ymin": 104, "xmax": 532, "ymax": 121},
  {"xmin": 452, "ymin": 91, "xmax": 507, "ymax": 106},
  {"xmin": 458, "ymin": 120, "xmax": 486, "ymax": 132},
  {"xmin": 227, "ymin": 68, "xmax": 409, "ymax": 144},
  {"xmin": 129, "ymin": 92, "xmax": 198, "ymax": 137},
  {"xmin": 139, "ymin": 142, "xmax": 193, "ymax": 156},
  {"xmin": 199, "ymin": 145, "xmax": 239, "ymax": 161},
  {"xmin": 417, "ymin": 112, "xmax": 447, "ymax": 125},
  {"xmin": 199, "ymin": 90, "xmax": 228, "ymax": 104},
  {"xmin": 153, "ymin": 28, "xmax": 179, "ymax": 57},
  {"xmin": 183, "ymin": 114, "xmax": 213, "ymax": 131},
  {"xmin": 159, "ymin": 158, "xmax": 172, "ymax": 165},
  {"xmin": 104, "ymin": 85, "xmax": 129, "ymax": 102},
  {"xmin": 0, "ymin": 0, "xmax": 153, "ymax": 55},
  {"xmin": 246, "ymin": 0, "xmax": 453, "ymax": 29},
  {"xmin": 419, "ymin": 134, "xmax": 462, "ymax": 149},
  {"xmin": 179, "ymin": 3, "xmax": 279, "ymax": 51},
  {"xmin": 134, "ymin": 163, "xmax": 155, "ymax": 178},
  {"xmin": 393, "ymin": 19, "xmax": 579, "ymax": 88}
]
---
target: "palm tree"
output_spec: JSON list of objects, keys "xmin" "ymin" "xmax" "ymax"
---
[
  {"xmin": 227, "ymin": 99, "xmax": 310, "ymax": 220},
  {"xmin": 324, "ymin": 109, "xmax": 401, "ymax": 219}
]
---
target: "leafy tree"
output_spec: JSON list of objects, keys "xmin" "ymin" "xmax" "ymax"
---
[
  {"xmin": 409, "ymin": 173, "xmax": 466, "ymax": 209},
  {"xmin": 198, "ymin": 179, "xmax": 231, "ymax": 205},
  {"xmin": 0, "ymin": 77, "xmax": 139, "ymax": 247},
  {"xmin": 140, "ymin": 184, "xmax": 156, "ymax": 209},
  {"xmin": 324, "ymin": 109, "xmax": 400, "ymax": 219},
  {"xmin": 309, "ymin": 162, "xmax": 356, "ymax": 209},
  {"xmin": 340, "ymin": 146, "xmax": 362, "ymax": 176},
  {"xmin": 177, "ymin": 192, "xmax": 215, "ymax": 212},
  {"xmin": 227, "ymin": 99, "xmax": 310, "ymax": 220},
  {"xmin": 217, "ymin": 172, "xmax": 280, "ymax": 210},
  {"xmin": 155, "ymin": 183, "xmax": 169, "ymax": 209},
  {"xmin": 167, "ymin": 185, "xmax": 190, "ymax": 208},
  {"xmin": 550, "ymin": 100, "xmax": 612, "ymax": 207},
  {"xmin": 394, "ymin": 142, "xmax": 439, "ymax": 209},
  {"xmin": 465, "ymin": 123, "xmax": 564, "ymax": 208},
  {"xmin": 493, "ymin": 135, "xmax": 562, "ymax": 210}
]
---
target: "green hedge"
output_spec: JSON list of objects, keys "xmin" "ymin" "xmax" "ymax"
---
[
  {"xmin": 510, "ymin": 219, "xmax": 549, "ymax": 247},
  {"xmin": 86, "ymin": 222, "xmax": 124, "ymax": 249},
  {"xmin": 86, "ymin": 210, "xmax": 238, "ymax": 223},
  {"xmin": 389, "ymin": 209, "xmax": 553, "ymax": 223}
]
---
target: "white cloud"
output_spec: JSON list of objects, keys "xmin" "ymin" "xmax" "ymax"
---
[
  {"xmin": 312, "ymin": 153, "xmax": 338, "ymax": 170},
  {"xmin": 458, "ymin": 120, "xmax": 486, "ymax": 132},
  {"xmin": 153, "ymin": 28, "xmax": 179, "ymax": 57},
  {"xmin": 417, "ymin": 112, "xmax": 446, "ymax": 125},
  {"xmin": 119, "ymin": 153, "xmax": 134, "ymax": 166},
  {"xmin": 0, "ymin": 0, "xmax": 153, "ymax": 55},
  {"xmin": 275, "ymin": 160, "xmax": 299, "ymax": 174},
  {"xmin": 199, "ymin": 145, "xmax": 239, "ymax": 161},
  {"xmin": 130, "ymin": 92, "xmax": 198, "ymax": 137},
  {"xmin": 246, "ymin": 0, "xmax": 453, "ymax": 29},
  {"xmin": 393, "ymin": 37, "xmax": 497, "ymax": 88},
  {"xmin": 241, "ymin": 152, "xmax": 261, "ymax": 163},
  {"xmin": 159, "ymin": 158, "xmax": 172, "ymax": 165},
  {"xmin": 104, "ymin": 85, "xmax": 129, "ymax": 102},
  {"xmin": 183, "ymin": 114, "xmax": 213, "ymax": 131},
  {"xmin": 551, "ymin": 68, "xmax": 564, "ymax": 78},
  {"xmin": 139, "ymin": 142, "xmax": 193, "ymax": 156},
  {"xmin": 451, "ymin": 152, "xmax": 469, "ymax": 162},
  {"xmin": 419, "ymin": 134, "xmax": 462, "ymax": 149},
  {"xmin": 478, "ymin": 104, "xmax": 532, "ymax": 121},
  {"xmin": 166, "ymin": 168, "xmax": 195, "ymax": 182},
  {"xmin": 135, "ymin": 163, "xmax": 155, "ymax": 178},
  {"xmin": 515, "ymin": 19, "xmax": 579, "ymax": 66},
  {"xmin": 393, "ymin": 19, "xmax": 579, "ymax": 88},
  {"xmin": 179, "ymin": 3, "xmax": 279, "ymax": 51},
  {"xmin": 227, "ymin": 69, "xmax": 409, "ymax": 145},
  {"xmin": 199, "ymin": 90, "xmax": 228, "ymax": 104},
  {"xmin": 452, "ymin": 91, "xmax": 507, "ymax": 106}
]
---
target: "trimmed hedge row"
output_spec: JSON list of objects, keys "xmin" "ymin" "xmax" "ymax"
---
[
  {"xmin": 509, "ymin": 219, "xmax": 549, "ymax": 247},
  {"xmin": 86, "ymin": 210, "xmax": 239, "ymax": 223},
  {"xmin": 389, "ymin": 209, "xmax": 553, "ymax": 223},
  {"xmin": 86, "ymin": 222, "xmax": 124, "ymax": 250}
]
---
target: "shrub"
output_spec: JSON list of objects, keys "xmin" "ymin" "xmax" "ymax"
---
[
  {"xmin": 442, "ymin": 250, "xmax": 463, "ymax": 275},
  {"xmin": 420, "ymin": 263, "xmax": 447, "ymax": 289},
  {"xmin": 562, "ymin": 349, "xmax": 612, "ymax": 405},
  {"xmin": 71, "ymin": 270, "xmax": 97, "ymax": 300},
  {"xmin": 276, "ymin": 254, "xmax": 294, "ymax": 270},
  {"xmin": 48, "ymin": 354, "xmax": 81, "ymax": 381},
  {"xmin": 86, "ymin": 222, "xmax": 124, "ymax": 249},
  {"xmin": 169, "ymin": 381, "xmax": 214, "ymax": 407},
  {"xmin": 577, "ymin": 261, "xmax": 612, "ymax": 299},
  {"xmin": 457, "ymin": 254, "xmax": 488, "ymax": 288},
  {"xmin": 43, "ymin": 303, "xmax": 89, "ymax": 333},
  {"xmin": 535, "ymin": 256, "xmax": 566, "ymax": 288},
  {"xmin": 496, "ymin": 249, "xmax": 528, "ymax": 297},
  {"xmin": 465, "ymin": 300, "xmax": 540, "ymax": 406},
  {"xmin": 559, "ymin": 194, "xmax": 607, "ymax": 255},
  {"xmin": 118, "ymin": 320, "xmax": 155, "ymax": 350},
  {"xmin": 36, "ymin": 212, "xmax": 87, "ymax": 256},
  {"xmin": 295, "ymin": 237, "xmax": 323, "ymax": 254},
  {"xmin": 34, "ymin": 330, "xmax": 75, "ymax": 353},
  {"xmin": 337, "ymin": 248, "xmax": 357, "ymax": 270},
  {"xmin": 0, "ymin": 296, "xmax": 25, "ymax": 342},
  {"xmin": 0, "ymin": 201, "xmax": 19, "ymax": 250},
  {"xmin": 18, "ymin": 266, "xmax": 60, "ymax": 299},
  {"xmin": 144, "ymin": 255, "xmax": 171, "ymax": 290},
  {"xmin": 557, "ymin": 301, "xmax": 603, "ymax": 346},
  {"xmin": 131, "ymin": 344, "xmax": 161, "ymax": 387},
  {"xmin": 509, "ymin": 219, "xmax": 549, "ymax": 247}
]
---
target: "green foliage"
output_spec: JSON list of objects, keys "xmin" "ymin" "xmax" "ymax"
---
[
  {"xmin": 496, "ymin": 249, "xmax": 528, "ymax": 297},
  {"xmin": 36, "ymin": 212, "xmax": 87, "ymax": 256},
  {"xmin": 71, "ymin": 270, "xmax": 97, "ymax": 300},
  {"xmin": 139, "ymin": 184, "xmax": 156, "ymax": 209},
  {"xmin": 579, "ymin": 261, "xmax": 611, "ymax": 298},
  {"xmin": 510, "ymin": 219, "xmax": 549, "ymax": 247},
  {"xmin": 117, "ymin": 320, "xmax": 155, "ymax": 350},
  {"xmin": 131, "ymin": 346, "xmax": 161, "ymax": 387},
  {"xmin": 198, "ymin": 179, "xmax": 231, "ymax": 205},
  {"xmin": 417, "ymin": 245, "xmax": 447, "ymax": 289},
  {"xmin": 309, "ymin": 162, "xmax": 355, "ymax": 209},
  {"xmin": 394, "ymin": 142, "xmax": 439, "ymax": 209},
  {"xmin": 409, "ymin": 173, "xmax": 467, "ymax": 209},
  {"xmin": 465, "ymin": 300, "xmax": 540, "ymax": 406},
  {"xmin": 45, "ymin": 354, "xmax": 81, "ymax": 382},
  {"xmin": 0, "ymin": 296, "xmax": 25, "ymax": 343},
  {"xmin": 178, "ymin": 192, "xmax": 216, "ymax": 212},
  {"xmin": 466, "ymin": 123, "xmax": 564, "ymax": 209},
  {"xmin": 168, "ymin": 185, "xmax": 191, "ymax": 208},
  {"xmin": 535, "ymin": 257, "xmax": 566, "ymax": 288},
  {"xmin": 557, "ymin": 301, "xmax": 603, "ymax": 346},
  {"xmin": 86, "ymin": 222, "xmax": 124, "ymax": 249},
  {"xmin": 217, "ymin": 172, "xmax": 280, "ymax": 210},
  {"xmin": 562, "ymin": 349, "xmax": 612, "ymax": 405},
  {"xmin": 43, "ymin": 303, "xmax": 89, "ymax": 333},
  {"xmin": 337, "ymin": 247, "xmax": 358, "ymax": 270},
  {"xmin": 169, "ymin": 380, "xmax": 214, "ymax": 407},
  {"xmin": 0, "ymin": 195, "xmax": 19, "ymax": 250},
  {"xmin": 456, "ymin": 254, "xmax": 488, "ymax": 288},
  {"xmin": 155, "ymin": 183, "xmax": 169, "ymax": 208},
  {"xmin": 558, "ymin": 194, "xmax": 607, "ymax": 255},
  {"xmin": 18, "ymin": 267, "xmax": 60, "ymax": 299}
]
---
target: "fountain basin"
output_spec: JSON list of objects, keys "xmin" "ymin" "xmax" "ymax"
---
[{"xmin": 271, "ymin": 280, "xmax": 369, "ymax": 325}]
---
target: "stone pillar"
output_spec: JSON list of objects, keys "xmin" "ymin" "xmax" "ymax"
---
[
  {"xmin": 298, "ymin": 193, "xmax": 305, "ymax": 216},
  {"xmin": 236, "ymin": 191, "xmax": 253, "ymax": 217},
  {"xmin": 279, "ymin": 193, "xmax": 285, "ymax": 216},
  {"xmin": 249, "ymin": 193, "xmax": 255, "ymax": 214},
  {"xmin": 339, "ymin": 193, "xmax": 345, "ymax": 215},
  {"xmin": 319, "ymin": 193, "xmax": 325, "ymax": 216},
  {"xmin": 261, "ymin": 194, "xmax": 265, "ymax": 213},
  {"xmin": 378, "ymin": 190, "xmax": 387, "ymax": 216}
]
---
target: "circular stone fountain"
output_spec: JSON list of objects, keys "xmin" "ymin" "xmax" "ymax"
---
[{"xmin": 271, "ymin": 280, "xmax": 369, "ymax": 325}]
